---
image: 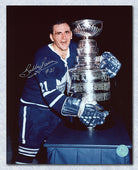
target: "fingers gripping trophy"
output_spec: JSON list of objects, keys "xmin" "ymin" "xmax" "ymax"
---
[{"xmin": 66, "ymin": 19, "xmax": 121, "ymax": 129}]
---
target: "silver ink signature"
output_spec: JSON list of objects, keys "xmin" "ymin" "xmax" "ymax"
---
[{"xmin": 19, "ymin": 60, "xmax": 58, "ymax": 78}]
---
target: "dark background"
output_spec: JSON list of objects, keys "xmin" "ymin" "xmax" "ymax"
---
[{"xmin": 7, "ymin": 6, "xmax": 132, "ymax": 162}]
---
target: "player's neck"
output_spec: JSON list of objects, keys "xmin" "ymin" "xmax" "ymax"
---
[{"xmin": 60, "ymin": 51, "xmax": 68, "ymax": 60}]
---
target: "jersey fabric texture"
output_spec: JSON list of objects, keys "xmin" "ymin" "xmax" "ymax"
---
[
  {"xmin": 18, "ymin": 41, "xmax": 78, "ymax": 157},
  {"xmin": 21, "ymin": 41, "xmax": 78, "ymax": 111}
]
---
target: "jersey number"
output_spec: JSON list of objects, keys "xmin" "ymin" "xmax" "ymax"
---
[{"xmin": 40, "ymin": 81, "xmax": 48, "ymax": 93}]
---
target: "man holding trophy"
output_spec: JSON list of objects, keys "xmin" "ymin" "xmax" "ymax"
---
[{"xmin": 15, "ymin": 19, "xmax": 121, "ymax": 164}]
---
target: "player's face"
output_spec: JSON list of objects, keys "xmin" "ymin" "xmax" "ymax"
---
[{"xmin": 50, "ymin": 23, "xmax": 72, "ymax": 52}]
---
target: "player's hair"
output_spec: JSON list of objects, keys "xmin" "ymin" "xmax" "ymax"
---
[{"xmin": 49, "ymin": 19, "xmax": 72, "ymax": 34}]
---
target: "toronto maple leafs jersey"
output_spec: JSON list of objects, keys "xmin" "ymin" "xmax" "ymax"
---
[{"xmin": 21, "ymin": 41, "xmax": 78, "ymax": 114}]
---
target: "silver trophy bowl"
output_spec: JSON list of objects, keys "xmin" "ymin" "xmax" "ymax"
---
[{"xmin": 72, "ymin": 19, "xmax": 103, "ymax": 38}]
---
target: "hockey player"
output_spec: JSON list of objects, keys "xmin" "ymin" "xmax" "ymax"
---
[{"xmin": 15, "ymin": 20, "xmax": 121, "ymax": 164}]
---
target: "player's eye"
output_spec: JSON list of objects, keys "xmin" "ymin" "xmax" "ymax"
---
[{"xmin": 56, "ymin": 32, "xmax": 61, "ymax": 35}]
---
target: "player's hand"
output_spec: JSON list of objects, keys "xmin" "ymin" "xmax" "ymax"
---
[
  {"xmin": 100, "ymin": 52, "xmax": 121, "ymax": 78},
  {"xmin": 79, "ymin": 104, "xmax": 109, "ymax": 127},
  {"xmin": 61, "ymin": 97, "xmax": 109, "ymax": 128}
]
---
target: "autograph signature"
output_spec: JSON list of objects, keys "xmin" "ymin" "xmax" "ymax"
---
[{"xmin": 19, "ymin": 60, "xmax": 58, "ymax": 78}]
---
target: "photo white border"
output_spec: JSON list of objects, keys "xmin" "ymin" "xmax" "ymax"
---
[{"xmin": 0, "ymin": 0, "xmax": 137, "ymax": 169}]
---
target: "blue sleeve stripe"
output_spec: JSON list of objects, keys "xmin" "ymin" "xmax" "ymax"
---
[
  {"xmin": 49, "ymin": 94, "xmax": 64, "ymax": 107},
  {"xmin": 45, "ymin": 89, "xmax": 62, "ymax": 104},
  {"xmin": 43, "ymin": 89, "xmax": 56, "ymax": 97},
  {"xmin": 18, "ymin": 152, "xmax": 36, "ymax": 157},
  {"xmin": 20, "ymin": 98, "xmax": 48, "ymax": 108},
  {"xmin": 19, "ymin": 146, "xmax": 39, "ymax": 151}
]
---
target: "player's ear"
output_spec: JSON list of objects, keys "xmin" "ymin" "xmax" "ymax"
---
[{"xmin": 49, "ymin": 33, "xmax": 54, "ymax": 42}]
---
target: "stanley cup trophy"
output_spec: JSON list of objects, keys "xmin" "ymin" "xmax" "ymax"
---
[{"xmin": 67, "ymin": 19, "xmax": 111, "ymax": 129}]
